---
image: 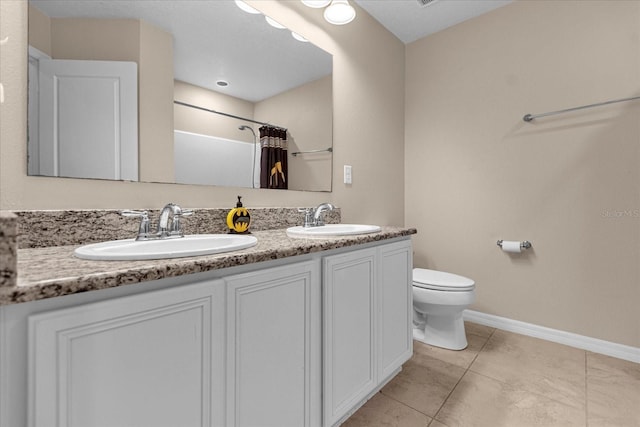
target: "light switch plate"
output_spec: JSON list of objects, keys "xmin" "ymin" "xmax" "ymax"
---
[{"xmin": 344, "ymin": 165, "xmax": 352, "ymax": 184}]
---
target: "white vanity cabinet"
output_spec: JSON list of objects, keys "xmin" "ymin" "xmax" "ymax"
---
[
  {"xmin": 378, "ymin": 240, "xmax": 414, "ymax": 380},
  {"xmin": 0, "ymin": 237, "xmax": 412, "ymax": 427},
  {"xmin": 322, "ymin": 240, "xmax": 413, "ymax": 427},
  {"xmin": 224, "ymin": 260, "xmax": 321, "ymax": 427},
  {"xmin": 28, "ymin": 278, "xmax": 227, "ymax": 427}
]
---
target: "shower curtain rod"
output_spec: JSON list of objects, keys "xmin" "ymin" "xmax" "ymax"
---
[
  {"xmin": 173, "ymin": 100, "xmax": 286, "ymax": 131},
  {"xmin": 523, "ymin": 95, "xmax": 640, "ymax": 122}
]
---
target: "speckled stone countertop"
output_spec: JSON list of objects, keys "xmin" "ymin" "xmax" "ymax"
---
[
  {"xmin": 0, "ymin": 227, "xmax": 416, "ymax": 306},
  {"xmin": 0, "ymin": 212, "xmax": 17, "ymax": 287}
]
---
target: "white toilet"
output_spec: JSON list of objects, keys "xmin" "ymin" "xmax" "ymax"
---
[{"xmin": 412, "ymin": 268, "xmax": 476, "ymax": 350}]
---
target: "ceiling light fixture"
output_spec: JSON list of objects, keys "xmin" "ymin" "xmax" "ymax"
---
[
  {"xmin": 323, "ymin": 0, "xmax": 356, "ymax": 25},
  {"xmin": 301, "ymin": 0, "xmax": 331, "ymax": 8},
  {"xmin": 236, "ymin": 0, "xmax": 309, "ymax": 43},
  {"xmin": 302, "ymin": 0, "xmax": 356, "ymax": 26},
  {"xmin": 265, "ymin": 16, "xmax": 286, "ymax": 29},
  {"xmin": 234, "ymin": 0, "xmax": 260, "ymax": 14},
  {"xmin": 291, "ymin": 32, "xmax": 309, "ymax": 42}
]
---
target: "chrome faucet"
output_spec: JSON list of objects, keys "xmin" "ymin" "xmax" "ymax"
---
[
  {"xmin": 122, "ymin": 203, "xmax": 193, "ymax": 240},
  {"xmin": 298, "ymin": 203, "xmax": 335, "ymax": 227},
  {"xmin": 157, "ymin": 203, "xmax": 193, "ymax": 238},
  {"xmin": 313, "ymin": 203, "xmax": 335, "ymax": 226}
]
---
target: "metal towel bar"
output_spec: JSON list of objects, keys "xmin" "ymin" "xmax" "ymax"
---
[
  {"xmin": 291, "ymin": 147, "xmax": 333, "ymax": 157},
  {"xmin": 523, "ymin": 95, "xmax": 640, "ymax": 122}
]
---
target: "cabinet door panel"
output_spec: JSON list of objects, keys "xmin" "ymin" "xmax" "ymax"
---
[
  {"xmin": 379, "ymin": 240, "xmax": 413, "ymax": 380},
  {"xmin": 323, "ymin": 249, "xmax": 377, "ymax": 426},
  {"xmin": 225, "ymin": 261, "xmax": 320, "ymax": 427},
  {"xmin": 28, "ymin": 279, "xmax": 224, "ymax": 427}
]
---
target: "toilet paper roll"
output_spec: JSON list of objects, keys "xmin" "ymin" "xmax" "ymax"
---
[{"xmin": 501, "ymin": 240, "xmax": 522, "ymax": 253}]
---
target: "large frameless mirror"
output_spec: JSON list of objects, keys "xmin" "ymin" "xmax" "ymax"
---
[{"xmin": 27, "ymin": 0, "xmax": 333, "ymax": 191}]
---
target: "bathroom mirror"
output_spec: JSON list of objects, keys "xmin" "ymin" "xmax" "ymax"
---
[{"xmin": 27, "ymin": 0, "xmax": 333, "ymax": 192}]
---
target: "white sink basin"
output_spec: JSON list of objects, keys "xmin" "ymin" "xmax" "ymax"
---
[
  {"xmin": 286, "ymin": 224, "xmax": 381, "ymax": 238},
  {"xmin": 74, "ymin": 234, "xmax": 258, "ymax": 261}
]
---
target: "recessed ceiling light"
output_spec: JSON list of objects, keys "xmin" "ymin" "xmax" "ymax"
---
[
  {"xmin": 234, "ymin": 0, "xmax": 260, "ymax": 14},
  {"xmin": 216, "ymin": 80, "xmax": 229, "ymax": 87}
]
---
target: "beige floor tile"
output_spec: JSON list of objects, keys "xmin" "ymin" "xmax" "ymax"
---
[
  {"xmin": 469, "ymin": 330, "xmax": 586, "ymax": 409},
  {"xmin": 464, "ymin": 321, "xmax": 495, "ymax": 339},
  {"xmin": 428, "ymin": 420, "xmax": 449, "ymax": 427},
  {"xmin": 435, "ymin": 371, "xmax": 585, "ymax": 427},
  {"xmin": 341, "ymin": 392, "xmax": 431, "ymax": 427},
  {"xmin": 586, "ymin": 352, "xmax": 640, "ymax": 427},
  {"xmin": 412, "ymin": 331, "xmax": 489, "ymax": 370},
  {"xmin": 381, "ymin": 349, "xmax": 466, "ymax": 417}
]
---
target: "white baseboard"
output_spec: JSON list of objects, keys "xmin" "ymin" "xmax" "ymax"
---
[{"xmin": 463, "ymin": 310, "xmax": 640, "ymax": 364}]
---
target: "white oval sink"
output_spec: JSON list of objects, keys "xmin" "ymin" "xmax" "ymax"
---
[
  {"xmin": 286, "ymin": 224, "xmax": 381, "ymax": 238},
  {"xmin": 74, "ymin": 234, "xmax": 258, "ymax": 261}
]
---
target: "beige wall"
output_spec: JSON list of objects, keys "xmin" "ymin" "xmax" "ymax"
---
[
  {"xmin": 50, "ymin": 17, "xmax": 140, "ymax": 61},
  {"xmin": 255, "ymin": 75, "xmax": 332, "ymax": 192},
  {"xmin": 1, "ymin": 1, "xmax": 405, "ymax": 226},
  {"xmin": 405, "ymin": 0, "xmax": 640, "ymax": 347},
  {"xmin": 27, "ymin": 4, "xmax": 50, "ymax": 55},
  {"xmin": 138, "ymin": 20, "xmax": 175, "ymax": 183}
]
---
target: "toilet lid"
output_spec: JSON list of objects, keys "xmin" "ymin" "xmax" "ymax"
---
[{"xmin": 413, "ymin": 268, "xmax": 475, "ymax": 291}]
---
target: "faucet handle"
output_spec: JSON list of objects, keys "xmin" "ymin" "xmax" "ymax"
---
[
  {"xmin": 170, "ymin": 208, "xmax": 193, "ymax": 235},
  {"xmin": 297, "ymin": 208, "xmax": 315, "ymax": 228},
  {"xmin": 121, "ymin": 209, "xmax": 148, "ymax": 217},
  {"xmin": 121, "ymin": 210, "xmax": 151, "ymax": 238}
]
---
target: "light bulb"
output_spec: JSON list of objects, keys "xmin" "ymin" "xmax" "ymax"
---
[
  {"xmin": 265, "ymin": 16, "xmax": 286, "ymax": 29},
  {"xmin": 234, "ymin": 0, "xmax": 260, "ymax": 14},
  {"xmin": 291, "ymin": 32, "xmax": 309, "ymax": 42},
  {"xmin": 324, "ymin": 0, "xmax": 356, "ymax": 25},
  {"xmin": 301, "ymin": 0, "xmax": 331, "ymax": 8}
]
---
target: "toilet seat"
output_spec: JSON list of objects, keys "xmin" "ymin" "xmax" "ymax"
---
[{"xmin": 413, "ymin": 268, "xmax": 475, "ymax": 292}]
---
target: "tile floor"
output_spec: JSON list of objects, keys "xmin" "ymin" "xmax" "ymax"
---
[{"xmin": 343, "ymin": 322, "xmax": 640, "ymax": 427}]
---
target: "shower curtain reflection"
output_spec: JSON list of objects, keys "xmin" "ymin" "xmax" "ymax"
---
[{"xmin": 260, "ymin": 126, "xmax": 288, "ymax": 189}]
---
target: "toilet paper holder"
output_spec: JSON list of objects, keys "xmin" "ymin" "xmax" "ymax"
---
[{"xmin": 497, "ymin": 240, "xmax": 532, "ymax": 250}]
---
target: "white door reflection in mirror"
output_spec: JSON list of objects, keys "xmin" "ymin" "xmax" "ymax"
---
[{"xmin": 31, "ymin": 58, "xmax": 138, "ymax": 180}]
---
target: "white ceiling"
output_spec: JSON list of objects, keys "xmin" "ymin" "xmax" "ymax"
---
[
  {"xmin": 354, "ymin": 0, "xmax": 513, "ymax": 44},
  {"xmin": 29, "ymin": 0, "xmax": 512, "ymax": 102},
  {"xmin": 29, "ymin": 0, "xmax": 333, "ymax": 102}
]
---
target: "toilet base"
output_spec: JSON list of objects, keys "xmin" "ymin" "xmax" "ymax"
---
[{"xmin": 412, "ymin": 312, "xmax": 468, "ymax": 351}]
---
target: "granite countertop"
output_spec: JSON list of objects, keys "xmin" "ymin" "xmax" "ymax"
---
[{"xmin": 0, "ymin": 227, "xmax": 416, "ymax": 306}]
